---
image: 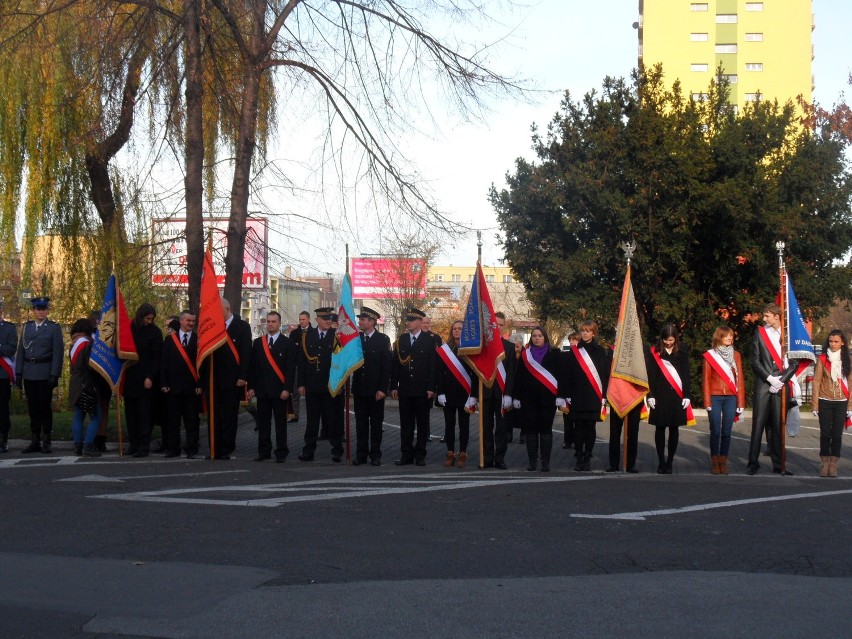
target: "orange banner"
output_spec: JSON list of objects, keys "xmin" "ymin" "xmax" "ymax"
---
[{"xmin": 196, "ymin": 244, "xmax": 227, "ymax": 368}]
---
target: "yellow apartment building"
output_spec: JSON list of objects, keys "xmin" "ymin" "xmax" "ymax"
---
[{"xmin": 638, "ymin": 0, "xmax": 813, "ymax": 111}]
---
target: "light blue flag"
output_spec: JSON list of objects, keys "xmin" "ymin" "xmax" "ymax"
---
[{"xmin": 329, "ymin": 273, "xmax": 364, "ymax": 396}]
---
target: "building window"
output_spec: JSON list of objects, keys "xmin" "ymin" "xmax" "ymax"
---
[
  {"xmin": 435, "ymin": 274, "xmax": 444, "ymax": 282},
  {"xmin": 690, "ymin": 33, "xmax": 709, "ymax": 42},
  {"xmin": 744, "ymin": 93, "xmax": 761, "ymax": 102},
  {"xmin": 485, "ymin": 274, "xmax": 495, "ymax": 283},
  {"xmin": 716, "ymin": 14, "xmax": 738, "ymax": 23},
  {"xmin": 745, "ymin": 2, "xmax": 763, "ymax": 11},
  {"xmin": 722, "ymin": 74, "xmax": 738, "ymax": 84},
  {"xmin": 691, "ymin": 63, "xmax": 709, "ymax": 72},
  {"xmin": 715, "ymin": 44, "xmax": 737, "ymax": 54},
  {"xmin": 502, "ymin": 275, "xmax": 513, "ymax": 283},
  {"xmin": 451, "ymin": 274, "xmax": 461, "ymax": 282},
  {"xmin": 691, "ymin": 92, "xmax": 709, "ymax": 102},
  {"xmin": 690, "ymin": 3, "xmax": 708, "ymax": 10},
  {"xmin": 744, "ymin": 32, "xmax": 764, "ymax": 42},
  {"xmin": 745, "ymin": 62, "xmax": 764, "ymax": 71}
]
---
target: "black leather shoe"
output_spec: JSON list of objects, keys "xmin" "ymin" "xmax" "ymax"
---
[
  {"xmin": 370, "ymin": 459, "xmax": 381, "ymax": 467},
  {"xmin": 395, "ymin": 458, "xmax": 413, "ymax": 466},
  {"xmin": 626, "ymin": 467, "xmax": 639, "ymax": 474},
  {"xmin": 746, "ymin": 465, "xmax": 758, "ymax": 475},
  {"xmin": 332, "ymin": 455, "xmax": 342, "ymax": 463},
  {"xmin": 414, "ymin": 459, "xmax": 426, "ymax": 466},
  {"xmin": 352, "ymin": 458, "xmax": 367, "ymax": 466},
  {"xmin": 773, "ymin": 467, "xmax": 794, "ymax": 476},
  {"xmin": 42, "ymin": 441, "xmax": 52, "ymax": 454},
  {"xmin": 133, "ymin": 450, "xmax": 149, "ymax": 458},
  {"xmin": 495, "ymin": 461, "xmax": 508, "ymax": 470},
  {"xmin": 254, "ymin": 454, "xmax": 271, "ymax": 461},
  {"xmin": 22, "ymin": 441, "xmax": 41, "ymax": 454},
  {"xmin": 298, "ymin": 453, "xmax": 314, "ymax": 462},
  {"xmin": 124, "ymin": 447, "xmax": 138, "ymax": 456},
  {"xmin": 164, "ymin": 450, "xmax": 180, "ymax": 458},
  {"xmin": 606, "ymin": 466, "xmax": 619, "ymax": 472},
  {"xmin": 153, "ymin": 444, "xmax": 167, "ymax": 454}
]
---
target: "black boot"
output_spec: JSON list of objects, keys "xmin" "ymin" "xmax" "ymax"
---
[
  {"xmin": 540, "ymin": 433, "xmax": 553, "ymax": 472},
  {"xmin": 42, "ymin": 431, "xmax": 52, "ymax": 454},
  {"xmin": 0, "ymin": 432, "xmax": 8, "ymax": 453},
  {"xmin": 526, "ymin": 434, "xmax": 538, "ymax": 471},
  {"xmin": 575, "ymin": 449, "xmax": 584, "ymax": 471},
  {"xmin": 94, "ymin": 435, "xmax": 109, "ymax": 453},
  {"xmin": 22, "ymin": 433, "xmax": 42, "ymax": 454},
  {"xmin": 75, "ymin": 443, "xmax": 83, "ymax": 456},
  {"xmin": 579, "ymin": 453, "xmax": 591, "ymax": 472}
]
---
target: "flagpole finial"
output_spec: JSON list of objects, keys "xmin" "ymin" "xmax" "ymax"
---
[
  {"xmin": 476, "ymin": 230, "xmax": 482, "ymax": 264},
  {"xmin": 776, "ymin": 240, "xmax": 785, "ymax": 269},
  {"xmin": 620, "ymin": 240, "xmax": 636, "ymax": 264}
]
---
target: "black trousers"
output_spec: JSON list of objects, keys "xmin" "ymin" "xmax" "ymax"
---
[
  {"xmin": 124, "ymin": 391, "xmax": 153, "ymax": 452},
  {"xmin": 523, "ymin": 406, "xmax": 555, "ymax": 462},
  {"xmin": 482, "ymin": 397, "xmax": 508, "ymax": 464},
  {"xmin": 748, "ymin": 387, "xmax": 781, "ymax": 469},
  {"xmin": 609, "ymin": 408, "xmax": 640, "ymax": 470},
  {"xmin": 443, "ymin": 405, "xmax": 470, "ymax": 453},
  {"xmin": 212, "ymin": 387, "xmax": 241, "ymax": 456},
  {"xmin": 165, "ymin": 392, "xmax": 200, "ymax": 454},
  {"xmin": 562, "ymin": 412, "xmax": 574, "ymax": 447},
  {"xmin": 303, "ymin": 392, "xmax": 343, "ymax": 457},
  {"xmin": 398, "ymin": 395, "xmax": 431, "ymax": 461},
  {"xmin": 818, "ymin": 399, "xmax": 846, "ymax": 457},
  {"xmin": 24, "ymin": 379, "xmax": 53, "ymax": 439},
  {"xmin": 256, "ymin": 396, "xmax": 289, "ymax": 459},
  {"xmin": 573, "ymin": 419, "xmax": 597, "ymax": 455},
  {"xmin": 0, "ymin": 380, "xmax": 10, "ymax": 438},
  {"xmin": 354, "ymin": 394, "xmax": 384, "ymax": 461}
]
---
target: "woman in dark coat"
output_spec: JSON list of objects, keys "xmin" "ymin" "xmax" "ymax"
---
[
  {"xmin": 647, "ymin": 324, "xmax": 692, "ymax": 474},
  {"xmin": 436, "ymin": 320, "xmax": 478, "ymax": 468},
  {"xmin": 565, "ymin": 320, "xmax": 611, "ymax": 472},
  {"xmin": 513, "ymin": 326, "xmax": 565, "ymax": 472},
  {"xmin": 69, "ymin": 319, "xmax": 101, "ymax": 456},
  {"xmin": 123, "ymin": 303, "xmax": 163, "ymax": 457}
]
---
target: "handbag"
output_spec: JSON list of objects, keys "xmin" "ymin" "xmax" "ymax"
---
[{"xmin": 78, "ymin": 385, "xmax": 98, "ymax": 417}]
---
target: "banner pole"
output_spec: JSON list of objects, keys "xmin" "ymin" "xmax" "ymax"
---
[
  {"xmin": 478, "ymin": 379, "xmax": 484, "ymax": 468},
  {"xmin": 117, "ymin": 394, "xmax": 124, "ymax": 459},
  {"xmin": 622, "ymin": 412, "xmax": 628, "ymax": 471},
  {"xmin": 778, "ymin": 244, "xmax": 787, "ymax": 475},
  {"xmin": 345, "ymin": 379, "xmax": 351, "ymax": 466},
  {"xmin": 209, "ymin": 357, "xmax": 216, "ymax": 460}
]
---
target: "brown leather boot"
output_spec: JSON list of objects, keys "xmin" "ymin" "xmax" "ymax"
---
[
  {"xmin": 443, "ymin": 451, "xmax": 456, "ymax": 468},
  {"xmin": 820, "ymin": 456, "xmax": 830, "ymax": 477},
  {"xmin": 719, "ymin": 456, "xmax": 728, "ymax": 475},
  {"xmin": 711, "ymin": 455, "xmax": 720, "ymax": 475},
  {"xmin": 828, "ymin": 456, "xmax": 839, "ymax": 477},
  {"xmin": 455, "ymin": 451, "xmax": 468, "ymax": 468}
]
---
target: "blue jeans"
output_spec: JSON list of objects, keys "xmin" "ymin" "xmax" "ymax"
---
[
  {"xmin": 72, "ymin": 402, "xmax": 102, "ymax": 446},
  {"xmin": 708, "ymin": 395, "xmax": 736, "ymax": 456}
]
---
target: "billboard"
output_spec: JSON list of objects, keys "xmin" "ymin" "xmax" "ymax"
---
[
  {"xmin": 351, "ymin": 257, "xmax": 427, "ymax": 299},
  {"xmin": 151, "ymin": 217, "xmax": 268, "ymax": 290}
]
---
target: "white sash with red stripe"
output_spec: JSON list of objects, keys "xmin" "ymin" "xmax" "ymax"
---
[
  {"xmin": 819, "ymin": 353, "xmax": 851, "ymax": 428},
  {"xmin": 496, "ymin": 361, "xmax": 507, "ymax": 394},
  {"xmin": 437, "ymin": 344, "xmax": 472, "ymax": 395},
  {"xmin": 521, "ymin": 348, "xmax": 558, "ymax": 396},
  {"xmin": 651, "ymin": 347, "xmax": 696, "ymax": 425},
  {"xmin": 573, "ymin": 346, "xmax": 603, "ymax": 400},
  {"xmin": 758, "ymin": 325, "xmax": 785, "ymax": 371},
  {"xmin": 0, "ymin": 356, "xmax": 14, "ymax": 383},
  {"xmin": 703, "ymin": 350, "xmax": 738, "ymax": 395},
  {"xmin": 69, "ymin": 337, "xmax": 91, "ymax": 366}
]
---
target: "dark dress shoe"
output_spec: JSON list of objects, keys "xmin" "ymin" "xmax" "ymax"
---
[
  {"xmin": 133, "ymin": 450, "xmax": 149, "ymax": 458},
  {"xmin": 22, "ymin": 442, "xmax": 42, "ymax": 454},
  {"xmin": 606, "ymin": 466, "xmax": 619, "ymax": 473},
  {"xmin": 414, "ymin": 459, "xmax": 426, "ymax": 466},
  {"xmin": 656, "ymin": 463, "xmax": 666, "ymax": 474},
  {"xmin": 332, "ymin": 455, "xmax": 342, "ymax": 463},
  {"xmin": 152, "ymin": 444, "xmax": 166, "ymax": 454},
  {"xmin": 370, "ymin": 459, "xmax": 381, "ymax": 466},
  {"xmin": 42, "ymin": 441, "xmax": 52, "ymax": 454},
  {"xmin": 527, "ymin": 464, "xmax": 537, "ymax": 471},
  {"xmin": 626, "ymin": 467, "xmax": 639, "ymax": 474},
  {"xmin": 275, "ymin": 457, "xmax": 287, "ymax": 463},
  {"xmin": 352, "ymin": 458, "xmax": 367, "ymax": 466},
  {"xmin": 298, "ymin": 453, "xmax": 314, "ymax": 462},
  {"xmin": 773, "ymin": 467, "xmax": 794, "ymax": 475},
  {"xmin": 540, "ymin": 463, "xmax": 550, "ymax": 472},
  {"xmin": 746, "ymin": 465, "xmax": 758, "ymax": 475},
  {"xmin": 395, "ymin": 458, "xmax": 413, "ymax": 466},
  {"xmin": 123, "ymin": 447, "xmax": 138, "ymax": 456},
  {"xmin": 495, "ymin": 461, "xmax": 508, "ymax": 470},
  {"xmin": 254, "ymin": 454, "xmax": 271, "ymax": 461},
  {"xmin": 164, "ymin": 450, "xmax": 181, "ymax": 458}
]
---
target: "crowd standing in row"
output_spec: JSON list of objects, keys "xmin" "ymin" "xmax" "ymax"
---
[{"xmin": 0, "ymin": 299, "xmax": 849, "ymax": 477}]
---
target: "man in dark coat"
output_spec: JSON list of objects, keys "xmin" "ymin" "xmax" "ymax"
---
[
  {"xmin": 0, "ymin": 301, "xmax": 18, "ymax": 453},
  {"xmin": 390, "ymin": 307, "xmax": 437, "ymax": 466},
  {"xmin": 351, "ymin": 307, "xmax": 392, "ymax": 466},
  {"xmin": 481, "ymin": 312, "xmax": 515, "ymax": 469},
  {"xmin": 160, "ymin": 310, "xmax": 202, "ymax": 458},
  {"xmin": 287, "ymin": 311, "xmax": 312, "ymax": 422},
  {"xmin": 297, "ymin": 307, "xmax": 342, "ymax": 462},
  {"xmin": 248, "ymin": 311, "xmax": 296, "ymax": 462},
  {"xmin": 16, "ymin": 297, "xmax": 63, "ymax": 453}
]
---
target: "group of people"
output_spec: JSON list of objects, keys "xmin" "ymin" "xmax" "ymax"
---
[{"xmin": 0, "ymin": 297, "xmax": 848, "ymax": 477}]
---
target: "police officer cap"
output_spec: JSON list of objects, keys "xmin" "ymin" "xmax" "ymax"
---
[
  {"xmin": 357, "ymin": 306, "xmax": 380, "ymax": 321},
  {"xmin": 406, "ymin": 307, "xmax": 425, "ymax": 321},
  {"xmin": 31, "ymin": 296, "xmax": 50, "ymax": 309},
  {"xmin": 314, "ymin": 306, "xmax": 335, "ymax": 319}
]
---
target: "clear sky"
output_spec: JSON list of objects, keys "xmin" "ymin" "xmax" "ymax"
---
[{"xmin": 266, "ymin": 0, "xmax": 852, "ymax": 275}]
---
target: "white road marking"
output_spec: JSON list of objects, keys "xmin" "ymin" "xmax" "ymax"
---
[
  {"xmin": 0, "ymin": 456, "xmax": 210, "ymax": 470},
  {"xmin": 90, "ymin": 474, "xmax": 603, "ymax": 508},
  {"xmin": 571, "ymin": 488, "xmax": 852, "ymax": 521},
  {"xmin": 56, "ymin": 470, "xmax": 248, "ymax": 483}
]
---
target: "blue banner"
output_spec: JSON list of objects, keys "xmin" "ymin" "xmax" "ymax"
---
[
  {"xmin": 459, "ymin": 266, "xmax": 483, "ymax": 356},
  {"xmin": 786, "ymin": 275, "xmax": 814, "ymax": 363},
  {"xmin": 329, "ymin": 273, "xmax": 364, "ymax": 396}
]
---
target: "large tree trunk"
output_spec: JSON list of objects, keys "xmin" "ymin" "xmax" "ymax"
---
[{"xmin": 183, "ymin": 0, "xmax": 205, "ymax": 313}]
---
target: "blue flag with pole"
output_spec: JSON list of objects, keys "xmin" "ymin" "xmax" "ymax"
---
[{"xmin": 329, "ymin": 273, "xmax": 364, "ymax": 396}]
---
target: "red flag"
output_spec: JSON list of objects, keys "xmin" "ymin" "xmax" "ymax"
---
[
  {"xmin": 196, "ymin": 244, "xmax": 227, "ymax": 368},
  {"xmin": 460, "ymin": 264, "xmax": 505, "ymax": 387}
]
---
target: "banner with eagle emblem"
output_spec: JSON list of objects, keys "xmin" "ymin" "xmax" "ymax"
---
[{"xmin": 329, "ymin": 272, "xmax": 364, "ymax": 396}]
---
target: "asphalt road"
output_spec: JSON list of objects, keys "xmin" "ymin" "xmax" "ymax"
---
[{"xmin": 2, "ymin": 404, "xmax": 850, "ymax": 638}]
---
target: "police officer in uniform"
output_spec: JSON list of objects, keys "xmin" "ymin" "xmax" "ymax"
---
[
  {"xmin": 352, "ymin": 307, "xmax": 391, "ymax": 466},
  {"xmin": 297, "ymin": 307, "xmax": 343, "ymax": 462},
  {"xmin": 391, "ymin": 307, "xmax": 437, "ymax": 466},
  {"xmin": 16, "ymin": 297, "xmax": 64, "ymax": 453},
  {"xmin": 0, "ymin": 301, "xmax": 17, "ymax": 453}
]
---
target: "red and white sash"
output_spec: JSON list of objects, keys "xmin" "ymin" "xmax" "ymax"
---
[
  {"xmin": 818, "ymin": 353, "xmax": 851, "ymax": 428},
  {"xmin": 521, "ymin": 348, "xmax": 558, "ymax": 396},
  {"xmin": 171, "ymin": 333, "xmax": 199, "ymax": 382},
  {"xmin": 572, "ymin": 346, "xmax": 607, "ymax": 420},
  {"xmin": 651, "ymin": 347, "xmax": 696, "ymax": 426},
  {"xmin": 496, "ymin": 361, "xmax": 507, "ymax": 394},
  {"xmin": 69, "ymin": 337, "xmax": 91, "ymax": 366},
  {"xmin": 437, "ymin": 344, "xmax": 472, "ymax": 395},
  {"xmin": 703, "ymin": 349, "xmax": 741, "ymax": 422},
  {"xmin": 0, "ymin": 356, "xmax": 14, "ymax": 383},
  {"xmin": 758, "ymin": 325, "xmax": 784, "ymax": 371}
]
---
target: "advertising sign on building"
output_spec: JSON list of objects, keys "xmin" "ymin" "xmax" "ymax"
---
[
  {"xmin": 351, "ymin": 257, "xmax": 427, "ymax": 299},
  {"xmin": 151, "ymin": 217, "xmax": 268, "ymax": 290}
]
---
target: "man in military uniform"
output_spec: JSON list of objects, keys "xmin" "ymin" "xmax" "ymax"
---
[
  {"xmin": 287, "ymin": 311, "xmax": 311, "ymax": 422},
  {"xmin": 16, "ymin": 297, "xmax": 64, "ymax": 453},
  {"xmin": 202, "ymin": 298, "xmax": 252, "ymax": 460},
  {"xmin": 391, "ymin": 307, "xmax": 437, "ymax": 466},
  {"xmin": 0, "ymin": 301, "xmax": 18, "ymax": 453},
  {"xmin": 297, "ymin": 307, "xmax": 343, "ymax": 462},
  {"xmin": 160, "ymin": 310, "xmax": 202, "ymax": 458},
  {"xmin": 352, "ymin": 307, "xmax": 391, "ymax": 466},
  {"xmin": 248, "ymin": 311, "xmax": 296, "ymax": 462},
  {"xmin": 481, "ymin": 312, "xmax": 515, "ymax": 469}
]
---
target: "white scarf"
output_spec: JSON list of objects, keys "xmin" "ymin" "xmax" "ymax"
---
[{"xmin": 828, "ymin": 348, "xmax": 842, "ymax": 383}]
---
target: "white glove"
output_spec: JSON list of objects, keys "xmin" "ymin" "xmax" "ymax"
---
[
  {"xmin": 736, "ymin": 408, "xmax": 744, "ymax": 415},
  {"xmin": 502, "ymin": 395, "xmax": 513, "ymax": 410},
  {"xmin": 465, "ymin": 397, "xmax": 477, "ymax": 409},
  {"xmin": 847, "ymin": 411, "xmax": 852, "ymax": 420},
  {"xmin": 437, "ymin": 394, "xmax": 447, "ymax": 407},
  {"xmin": 681, "ymin": 398, "xmax": 691, "ymax": 409},
  {"xmin": 566, "ymin": 397, "xmax": 571, "ymax": 405},
  {"xmin": 706, "ymin": 406, "xmax": 711, "ymax": 412},
  {"xmin": 767, "ymin": 375, "xmax": 782, "ymax": 387},
  {"xmin": 555, "ymin": 398, "xmax": 566, "ymax": 408},
  {"xmin": 513, "ymin": 399, "xmax": 521, "ymax": 409},
  {"xmin": 647, "ymin": 397, "xmax": 656, "ymax": 410},
  {"xmin": 812, "ymin": 410, "xmax": 819, "ymax": 417},
  {"xmin": 769, "ymin": 385, "xmax": 781, "ymax": 395}
]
